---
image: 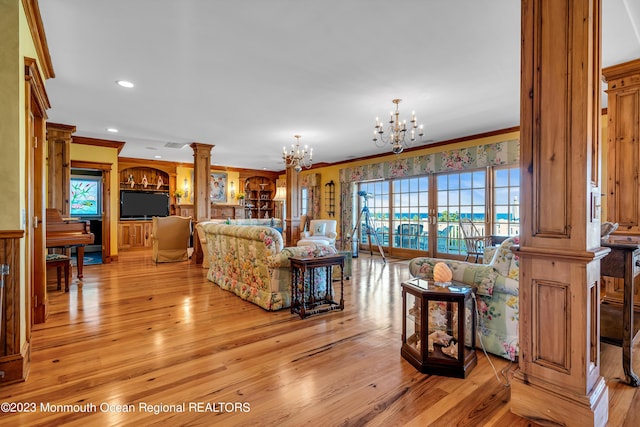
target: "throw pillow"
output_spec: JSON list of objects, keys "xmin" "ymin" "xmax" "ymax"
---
[{"xmin": 313, "ymin": 222, "xmax": 327, "ymax": 236}]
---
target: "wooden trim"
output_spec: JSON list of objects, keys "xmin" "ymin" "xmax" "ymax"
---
[
  {"xmin": 46, "ymin": 122, "xmax": 76, "ymax": 133},
  {"xmin": 73, "ymin": 136, "xmax": 126, "ymax": 154},
  {"xmin": 24, "ymin": 58, "xmax": 50, "ymax": 114},
  {"xmin": 71, "ymin": 160, "xmax": 113, "ymax": 171},
  {"xmin": 21, "ymin": 0, "xmax": 54, "ymax": 79},
  {"xmin": 0, "ymin": 230, "xmax": 26, "ymax": 239},
  {"xmin": 602, "ymin": 58, "xmax": 640, "ymax": 82}
]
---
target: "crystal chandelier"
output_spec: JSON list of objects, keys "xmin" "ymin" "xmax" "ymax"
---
[
  {"xmin": 373, "ymin": 99, "xmax": 424, "ymax": 154},
  {"xmin": 283, "ymin": 134, "xmax": 313, "ymax": 172}
]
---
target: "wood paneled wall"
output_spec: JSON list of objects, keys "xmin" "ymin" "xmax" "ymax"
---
[{"xmin": 0, "ymin": 230, "xmax": 28, "ymax": 385}]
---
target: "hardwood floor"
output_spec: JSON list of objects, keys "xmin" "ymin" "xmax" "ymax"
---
[{"xmin": 2, "ymin": 250, "xmax": 639, "ymax": 426}]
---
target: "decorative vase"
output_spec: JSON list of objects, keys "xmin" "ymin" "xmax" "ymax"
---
[{"xmin": 176, "ymin": 197, "xmax": 181, "ymax": 204}]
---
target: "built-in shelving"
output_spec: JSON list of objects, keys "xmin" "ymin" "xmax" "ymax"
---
[{"xmin": 243, "ymin": 176, "xmax": 275, "ymax": 219}]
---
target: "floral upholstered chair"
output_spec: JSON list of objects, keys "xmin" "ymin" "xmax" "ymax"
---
[{"xmin": 408, "ymin": 236, "xmax": 520, "ymax": 361}]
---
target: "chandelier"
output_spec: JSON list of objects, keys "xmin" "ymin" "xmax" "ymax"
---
[
  {"xmin": 283, "ymin": 134, "xmax": 313, "ymax": 172},
  {"xmin": 373, "ymin": 99, "xmax": 424, "ymax": 154}
]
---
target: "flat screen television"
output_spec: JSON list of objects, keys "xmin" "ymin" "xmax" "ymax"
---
[{"xmin": 120, "ymin": 190, "xmax": 169, "ymax": 219}]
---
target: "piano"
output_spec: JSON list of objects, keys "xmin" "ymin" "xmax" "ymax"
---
[{"xmin": 46, "ymin": 208, "xmax": 95, "ymax": 279}]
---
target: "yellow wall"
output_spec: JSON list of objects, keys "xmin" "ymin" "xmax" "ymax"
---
[
  {"xmin": 0, "ymin": 0, "xmax": 49, "ymax": 350},
  {"xmin": 176, "ymin": 167, "xmax": 241, "ymax": 205},
  {"xmin": 70, "ymin": 143, "xmax": 120, "ymax": 257},
  {"xmin": 176, "ymin": 166, "xmax": 192, "ymax": 202}
]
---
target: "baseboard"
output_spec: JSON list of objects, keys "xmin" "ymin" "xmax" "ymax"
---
[{"xmin": 0, "ymin": 341, "xmax": 30, "ymax": 386}]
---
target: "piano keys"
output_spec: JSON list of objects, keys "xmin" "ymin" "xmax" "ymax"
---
[{"xmin": 45, "ymin": 208, "xmax": 95, "ymax": 279}]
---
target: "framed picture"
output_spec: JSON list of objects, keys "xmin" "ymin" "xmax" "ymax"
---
[{"xmin": 210, "ymin": 173, "xmax": 227, "ymax": 203}]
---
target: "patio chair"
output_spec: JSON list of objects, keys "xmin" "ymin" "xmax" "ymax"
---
[{"xmin": 459, "ymin": 218, "xmax": 492, "ymax": 263}]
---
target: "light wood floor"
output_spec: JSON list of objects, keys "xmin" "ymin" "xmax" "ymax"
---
[{"xmin": 2, "ymin": 251, "xmax": 639, "ymax": 426}]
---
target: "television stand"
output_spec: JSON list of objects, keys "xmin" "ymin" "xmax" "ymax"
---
[{"xmin": 117, "ymin": 219, "xmax": 153, "ymax": 250}]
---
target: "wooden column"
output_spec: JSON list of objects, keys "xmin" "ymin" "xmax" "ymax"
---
[
  {"xmin": 46, "ymin": 122, "xmax": 75, "ymax": 216},
  {"xmin": 285, "ymin": 166, "xmax": 300, "ymax": 246},
  {"xmin": 513, "ymin": 1, "xmax": 608, "ymax": 426},
  {"xmin": 190, "ymin": 143, "xmax": 214, "ymax": 221}
]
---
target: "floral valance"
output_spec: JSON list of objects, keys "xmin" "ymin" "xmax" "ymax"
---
[{"xmin": 339, "ymin": 139, "xmax": 519, "ymax": 183}]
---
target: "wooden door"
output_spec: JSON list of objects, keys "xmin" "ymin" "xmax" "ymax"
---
[{"xmin": 26, "ymin": 69, "xmax": 47, "ymax": 325}]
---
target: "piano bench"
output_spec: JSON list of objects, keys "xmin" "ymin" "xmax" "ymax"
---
[{"xmin": 46, "ymin": 254, "xmax": 71, "ymax": 292}]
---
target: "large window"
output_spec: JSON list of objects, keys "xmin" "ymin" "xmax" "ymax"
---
[
  {"xmin": 437, "ymin": 170, "xmax": 486, "ymax": 256},
  {"xmin": 493, "ymin": 166, "xmax": 520, "ymax": 236},
  {"xmin": 354, "ymin": 166, "xmax": 518, "ymax": 258}
]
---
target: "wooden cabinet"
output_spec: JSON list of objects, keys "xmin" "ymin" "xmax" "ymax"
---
[
  {"xmin": 604, "ymin": 59, "xmax": 640, "ymax": 236},
  {"xmin": 174, "ymin": 204, "xmax": 195, "ymax": 218},
  {"xmin": 118, "ymin": 221, "xmax": 153, "ymax": 250},
  {"xmin": 211, "ymin": 204, "xmax": 245, "ymax": 219},
  {"xmin": 603, "ymin": 59, "xmax": 640, "ymax": 306},
  {"xmin": 172, "ymin": 203, "xmax": 244, "ymax": 220},
  {"xmin": 244, "ymin": 176, "xmax": 275, "ymax": 219}
]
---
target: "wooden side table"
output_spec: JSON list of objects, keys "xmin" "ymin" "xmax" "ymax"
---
[
  {"xmin": 601, "ymin": 235, "xmax": 640, "ymax": 386},
  {"xmin": 290, "ymin": 254, "xmax": 345, "ymax": 319},
  {"xmin": 401, "ymin": 278, "xmax": 477, "ymax": 378}
]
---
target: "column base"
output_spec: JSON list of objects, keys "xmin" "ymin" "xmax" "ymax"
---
[
  {"xmin": 0, "ymin": 342, "xmax": 30, "ymax": 386},
  {"xmin": 511, "ymin": 373, "xmax": 608, "ymax": 427}
]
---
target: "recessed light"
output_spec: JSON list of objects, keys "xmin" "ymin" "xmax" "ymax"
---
[
  {"xmin": 116, "ymin": 80, "xmax": 134, "ymax": 88},
  {"xmin": 154, "ymin": 155, "xmax": 162, "ymax": 159},
  {"xmin": 106, "ymin": 128, "xmax": 119, "ymax": 133}
]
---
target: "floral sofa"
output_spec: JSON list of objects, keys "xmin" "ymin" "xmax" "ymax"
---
[
  {"xmin": 195, "ymin": 219, "xmax": 283, "ymax": 268},
  {"xmin": 202, "ymin": 222, "xmax": 336, "ymax": 311},
  {"xmin": 408, "ymin": 236, "xmax": 520, "ymax": 360}
]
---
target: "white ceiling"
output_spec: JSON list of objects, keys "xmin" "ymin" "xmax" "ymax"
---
[{"xmin": 38, "ymin": 0, "xmax": 640, "ymax": 171}]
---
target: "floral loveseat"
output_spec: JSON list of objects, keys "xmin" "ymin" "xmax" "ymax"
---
[
  {"xmin": 202, "ymin": 222, "xmax": 336, "ymax": 311},
  {"xmin": 195, "ymin": 219, "xmax": 283, "ymax": 268},
  {"xmin": 408, "ymin": 236, "xmax": 520, "ymax": 360}
]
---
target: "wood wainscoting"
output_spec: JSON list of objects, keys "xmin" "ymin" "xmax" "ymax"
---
[{"xmin": 0, "ymin": 230, "xmax": 29, "ymax": 385}]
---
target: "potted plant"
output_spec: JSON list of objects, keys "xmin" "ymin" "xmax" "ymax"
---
[
  {"xmin": 173, "ymin": 189, "xmax": 184, "ymax": 204},
  {"xmin": 237, "ymin": 192, "xmax": 245, "ymax": 206}
]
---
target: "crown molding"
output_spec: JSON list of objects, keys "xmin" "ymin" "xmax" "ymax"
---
[{"xmin": 22, "ymin": 0, "xmax": 54, "ymax": 79}]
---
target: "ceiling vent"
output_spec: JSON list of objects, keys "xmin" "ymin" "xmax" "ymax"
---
[{"xmin": 164, "ymin": 142, "xmax": 190, "ymax": 149}]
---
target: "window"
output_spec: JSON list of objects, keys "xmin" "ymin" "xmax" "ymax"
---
[
  {"xmin": 357, "ymin": 181, "xmax": 389, "ymax": 246},
  {"xmin": 392, "ymin": 177, "xmax": 429, "ymax": 250},
  {"xmin": 353, "ymin": 166, "xmax": 519, "ymax": 258},
  {"xmin": 70, "ymin": 175, "xmax": 102, "ymax": 218},
  {"xmin": 436, "ymin": 170, "xmax": 487, "ymax": 256},
  {"xmin": 493, "ymin": 166, "xmax": 520, "ymax": 236},
  {"xmin": 300, "ymin": 187, "xmax": 308, "ymax": 216}
]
